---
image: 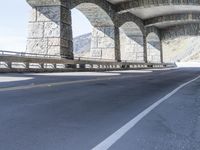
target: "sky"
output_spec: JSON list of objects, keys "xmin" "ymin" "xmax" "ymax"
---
[{"xmin": 0, "ymin": 0, "xmax": 92, "ymax": 52}]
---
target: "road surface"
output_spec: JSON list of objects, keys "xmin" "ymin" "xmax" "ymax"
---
[{"xmin": 0, "ymin": 68, "xmax": 199, "ymax": 150}]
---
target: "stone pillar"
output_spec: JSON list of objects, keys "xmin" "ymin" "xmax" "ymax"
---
[
  {"xmin": 6, "ymin": 62, "xmax": 12, "ymax": 69},
  {"xmin": 79, "ymin": 64, "xmax": 86, "ymax": 69},
  {"xmin": 90, "ymin": 26, "xmax": 120, "ymax": 61},
  {"xmin": 25, "ymin": 62, "xmax": 29, "ymax": 69},
  {"xmin": 53, "ymin": 64, "xmax": 57, "ymax": 69},
  {"xmin": 160, "ymin": 40, "xmax": 164, "ymax": 63},
  {"xmin": 26, "ymin": 0, "xmax": 73, "ymax": 59},
  {"xmin": 143, "ymin": 36, "xmax": 148, "ymax": 63},
  {"xmin": 40, "ymin": 63, "xmax": 44, "ymax": 69},
  {"xmin": 114, "ymin": 27, "xmax": 121, "ymax": 62}
]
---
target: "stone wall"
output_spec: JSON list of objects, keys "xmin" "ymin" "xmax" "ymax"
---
[
  {"xmin": 147, "ymin": 42, "xmax": 161, "ymax": 63},
  {"xmin": 119, "ymin": 22, "xmax": 144, "ymax": 62},
  {"xmin": 120, "ymin": 31, "xmax": 144, "ymax": 62},
  {"xmin": 90, "ymin": 26, "xmax": 118, "ymax": 60}
]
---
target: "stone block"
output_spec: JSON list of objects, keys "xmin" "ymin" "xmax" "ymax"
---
[
  {"xmin": 37, "ymin": 6, "xmax": 60, "ymax": 22},
  {"xmin": 44, "ymin": 22, "xmax": 60, "ymax": 37},
  {"xmin": 97, "ymin": 37, "xmax": 115, "ymax": 48},
  {"xmin": 102, "ymin": 49, "xmax": 115, "ymax": 60},
  {"xmin": 29, "ymin": 8, "xmax": 37, "ymax": 22},
  {"xmin": 61, "ymin": 7, "xmax": 71, "ymax": 24},
  {"xmin": 136, "ymin": 52, "xmax": 144, "ymax": 57},
  {"xmin": 26, "ymin": 38, "xmax": 48, "ymax": 54},
  {"xmin": 91, "ymin": 37, "xmax": 98, "ymax": 48},
  {"xmin": 47, "ymin": 45, "xmax": 61, "ymax": 55},
  {"xmin": 48, "ymin": 38, "xmax": 60, "ymax": 46},
  {"xmin": 91, "ymin": 49, "xmax": 102, "ymax": 58},
  {"xmin": 28, "ymin": 22, "xmax": 44, "ymax": 38},
  {"xmin": 60, "ymin": 23, "xmax": 72, "ymax": 40},
  {"xmin": 60, "ymin": 39, "xmax": 69, "ymax": 48}
]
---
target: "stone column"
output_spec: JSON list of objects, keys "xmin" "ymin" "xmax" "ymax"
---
[
  {"xmin": 90, "ymin": 26, "xmax": 120, "ymax": 61},
  {"xmin": 26, "ymin": 0, "xmax": 73, "ymax": 59},
  {"xmin": 114, "ymin": 27, "xmax": 121, "ymax": 62},
  {"xmin": 160, "ymin": 40, "xmax": 164, "ymax": 63},
  {"xmin": 6, "ymin": 62, "xmax": 12, "ymax": 69},
  {"xmin": 143, "ymin": 36, "xmax": 148, "ymax": 63}
]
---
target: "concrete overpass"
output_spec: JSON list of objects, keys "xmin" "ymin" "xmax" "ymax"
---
[{"xmin": 26, "ymin": 0, "xmax": 200, "ymax": 64}]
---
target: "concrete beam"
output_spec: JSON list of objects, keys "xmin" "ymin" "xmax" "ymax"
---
[
  {"xmin": 145, "ymin": 13, "xmax": 200, "ymax": 28},
  {"xmin": 116, "ymin": 0, "xmax": 200, "ymax": 13},
  {"xmin": 161, "ymin": 23, "xmax": 200, "ymax": 40},
  {"xmin": 26, "ymin": 0, "xmax": 69, "ymax": 7}
]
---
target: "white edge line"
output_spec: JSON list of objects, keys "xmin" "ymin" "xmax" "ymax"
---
[{"xmin": 92, "ymin": 75, "xmax": 200, "ymax": 150}]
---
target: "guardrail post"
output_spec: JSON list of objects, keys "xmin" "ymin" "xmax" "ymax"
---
[
  {"xmin": 6, "ymin": 62, "xmax": 12, "ymax": 69},
  {"xmin": 160, "ymin": 40, "xmax": 164, "ymax": 63},
  {"xmin": 40, "ymin": 63, "xmax": 44, "ymax": 69},
  {"xmin": 147, "ymin": 64, "xmax": 153, "ymax": 68},
  {"xmin": 79, "ymin": 64, "xmax": 86, "ymax": 69},
  {"xmin": 65, "ymin": 64, "xmax": 76, "ymax": 69},
  {"xmin": 25, "ymin": 62, "xmax": 29, "ymax": 69},
  {"xmin": 53, "ymin": 64, "xmax": 57, "ymax": 69}
]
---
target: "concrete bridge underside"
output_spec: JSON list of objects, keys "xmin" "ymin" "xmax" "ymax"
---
[{"xmin": 26, "ymin": 0, "xmax": 200, "ymax": 63}]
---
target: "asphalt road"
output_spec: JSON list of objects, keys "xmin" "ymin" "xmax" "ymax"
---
[{"xmin": 0, "ymin": 68, "xmax": 199, "ymax": 150}]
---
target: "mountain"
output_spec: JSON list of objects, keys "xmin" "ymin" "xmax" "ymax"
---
[{"xmin": 73, "ymin": 33, "xmax": 91, "ymax": 57}]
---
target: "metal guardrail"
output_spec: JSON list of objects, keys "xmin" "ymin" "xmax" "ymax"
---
[
  {"xmin": 0, "ymin": 50, "xmax": 176, "ymax": 72},
  {"xmin": 0, "ymin": 50, "xmax": 147, "ymax": 63},
  {"xmin": 0, "ymin": 50, "xmax": 116, "ymax": 62},
  {"xmin": 0, "ymin": 50, "xmax": 62, "ymax": 58}
]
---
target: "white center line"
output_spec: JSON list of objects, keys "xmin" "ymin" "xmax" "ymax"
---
[
  {"xmin": 0, "ymin": 74, "xmax": 148, "ymax": 92},
  {"xmin": 92, "ymin": 75, "xmax": 200, "ymax": 150}
]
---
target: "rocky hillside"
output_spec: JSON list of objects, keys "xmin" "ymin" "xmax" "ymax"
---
[
  {"xmin": 163, "ymin": 36, "xmax": 200, "ymax": 62},
  {"xmin": 73, "ymin": 33, "xmax": 91, "ymax": 57}
]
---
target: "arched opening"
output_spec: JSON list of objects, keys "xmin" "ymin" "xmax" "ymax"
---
[
  {"xmin": 120, "ymin": 22, "xmax": 144, "ymax": 62},
  {"xmin": 71, "ymin": 3, "xmax": 116, "ymax": 61},
  {"xmin": 71, "ymin": 8, "xmax": 92, "ymax": 58},
  {"xmin": 147, "ymin": 33, "xmax": 161, "ymax": 63}
]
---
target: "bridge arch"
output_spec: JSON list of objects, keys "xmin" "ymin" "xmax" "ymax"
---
[
  {"xmin": 115, "ymin": 13, "xmax": 145, "ymax": 62},
  {"xmin": 71, "ymin": 1, "xmax": 119, "ymax": 60},
  {"xmin": 119, "ymin": 21, "xmax": 144, "ymax": 62},
  {"xmin": 115, "ymin": 13, "xmax": 145, "ymax": 35},
  {"xmin": 71, "ymin": 0, "xmax": 116, "ymax": 23}
]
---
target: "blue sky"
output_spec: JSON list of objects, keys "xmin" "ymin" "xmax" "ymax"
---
[{"xmin": 0, "ymin": 0, "xmax": 92, "ymax": 52}]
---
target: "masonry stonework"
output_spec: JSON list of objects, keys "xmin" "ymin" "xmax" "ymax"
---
[
  {"xmin": 26, "ymin": 0, "xmax": 181, "ymax": 63},
  {"xmin": 26, "ymin": 1, "xmax": 73, "ymax": 59}
]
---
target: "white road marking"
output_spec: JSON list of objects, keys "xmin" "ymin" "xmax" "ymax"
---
[
  {"xmin": 28, "ymin": 72, "xmax": 120, "ymax": 76},
  {"xmin": 0, "ymin": 77, "xmax": 33, "ymax": 82},
  {"xmin": 92, "ymin": 75, "xmax": 200, "ymax": 150},
  {"xmin": 0, "ymin": 74, "xmax": 148, "ymax": 92}
]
